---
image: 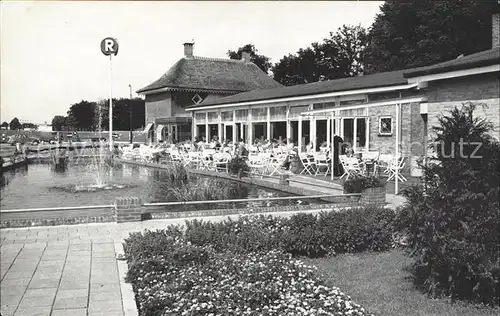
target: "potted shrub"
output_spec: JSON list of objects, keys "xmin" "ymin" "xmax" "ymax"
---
[
  {"xmin": 343, "ymin": 174, "xmax": 386, "ymax": 205},
  {"xmin": 227, "ymin": 157, "xmax": 250, "ymax": 179}
]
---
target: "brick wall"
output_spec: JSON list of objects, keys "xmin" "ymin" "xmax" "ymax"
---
[
  {"xmin": 145, "ymin": 92, "xmax": 172, "ymax": 124},
  {"xmin": 493, "ymin": 12, "xmax": 499, "ymax": 49},
  {"xmin": 426, "ymin": 73, "xmax": 499, "ymax": 103},
  {"xmin": 367, "ymin": 102, "xmax": 419, "ymax": 174},
  {"xmin": 427, "ymin": 98, "xmax": 500, "ymax": 141},
  {"xmin": 368, "ymin": 104, "xmax": 412, "ymax": 154}
]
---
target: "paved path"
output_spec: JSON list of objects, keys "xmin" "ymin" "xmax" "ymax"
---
[
  {"xmin": 0, "ymin": 220, "xmax": 180, "ymax": 316},
  {"xmin": 1, "ymin": 210, "xmax": 346, "ymax": 316}
]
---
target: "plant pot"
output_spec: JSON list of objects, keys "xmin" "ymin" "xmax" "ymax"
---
[
  {"xmin": 359, "ymin": 186, "xmax": 386, "ymax": 206},
  {"xmin": 289, "ymin": 155, "xmax": 303, "ymax": 174}
]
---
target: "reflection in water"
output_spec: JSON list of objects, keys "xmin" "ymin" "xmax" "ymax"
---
[{"xmin": 0, "ymin": 161, "xmax": 316, "ymax": 210}]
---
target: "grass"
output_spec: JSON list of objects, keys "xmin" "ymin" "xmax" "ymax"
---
[{"xmin": 303, "ymin": 250, "xmax": 499, "ymax": 316}]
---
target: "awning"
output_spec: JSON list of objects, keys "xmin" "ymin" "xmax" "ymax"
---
[
  {"xmin": 156, "ymin": 124, "xmax": 165, "ymax": 141},
  {"xmin": 156, "ymin": 124, "xmax": 165, "ymax": 133},
  {"xmin": 143, "ymin": 122, "xmax": 154, "ymax": 133}
]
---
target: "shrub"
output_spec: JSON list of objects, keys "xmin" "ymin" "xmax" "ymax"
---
[
  {"xmin": 168, "ymin": 178, "xmax": 249, "ymax": 202},
  {"xmin": 395, "ymin": 103, "xmax": 500, "ymax": 305},
  {"xmin": 124, "ymin": 208, "xmax": 394, "ymax": 314},
  {"xmin": 227, "ymin": 156, "xmax": 250, "ymax": 176},
  {"xmin": 159, "ymin": 163, "xmax": 249, "ymax": 203},
  {"xmin": 343, "ymin": 174, "xmax": 384, "ymax": 193},
  {"xmin": 318, "ymin": 206, "xmax": 395, "ymax": 254},
  {"xmin": 183, "ymin": 208, "xmax": 394, "ymax": 257},
  {"xmin": 281, "ymin": 213, "xmax": 328, "ymax": 258},
  {"xmin": 162, "ymin": 162, "xmax": 189, "ymax": 186}
]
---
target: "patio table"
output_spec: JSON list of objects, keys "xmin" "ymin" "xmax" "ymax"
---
[{"xmin": 363, "ymin": 159, "xmax": 378, "ymax": 177}]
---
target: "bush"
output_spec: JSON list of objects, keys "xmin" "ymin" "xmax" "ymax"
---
[
  {"xmin": 343, "ymin": 174, "xmax": 384, "ymax": 193},
  {"xmin": 227, "ymin": 156, "xmax": 250, "ymax": 176},
  {"xmin": 184, "ymin": 207, "xmax": 393, "ymax": 258},
  {"xmin": 124, "ymin": 208, "xmax": 395, "ymax": 314},
  {"xmin": 395, "ymin": 103, "xmax": 500, "ymax": 305},
  {"xmin": 168, "ymin": 178, "xmax": 249, "ymax": 202},
  {"xmin": 159, "ymin": 163, "xmax": 249, "ymax": 202}
]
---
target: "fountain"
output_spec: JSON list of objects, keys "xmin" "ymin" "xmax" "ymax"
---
[{"xmin": 52, "ymin": 102, "xmax": 131, "ymax": 193}]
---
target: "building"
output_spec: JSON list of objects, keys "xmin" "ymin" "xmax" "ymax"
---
[
  {"xmin": 37, "ymin": 122, "xmax": 53, "ymax": 132},
  {"xmin": 137, "ymin": 42, "xmax": 282, "ymax": 143},
  {"xmin": 185, "ymin": 10, "xmax": 499, "ymax": 177},
  {"xmin": 139, "ymin": 10, "xmax": 499, "ymax": 178}
]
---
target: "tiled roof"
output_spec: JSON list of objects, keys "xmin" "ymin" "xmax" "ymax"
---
[
  {"xmin": 403, "ymin": 47, "xmax": 500, "ymax": 78},
  {"xmin": 191, "ymin": 70, "xmax": 407, "ymax": 107},
  {"xmin": 137, "ymin": 56, "xmax": 282, "ymax": 94}
]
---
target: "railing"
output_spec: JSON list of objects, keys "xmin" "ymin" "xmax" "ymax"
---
[
  {"xmin": 0, "ymin": 194, "xmax": 352, "ymax": 214},
  {"xmin": 144, "ymin": 194, "xmax": 356, "ymax": 207},
  {"xmin": 1, "ymin": 204, "xmax": 115, "ymax": 213}
]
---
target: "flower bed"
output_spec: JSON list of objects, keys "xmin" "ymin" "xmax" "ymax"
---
[{"xmin": 124, "ymin": 208, "xmax": 395, "ymax": 315}]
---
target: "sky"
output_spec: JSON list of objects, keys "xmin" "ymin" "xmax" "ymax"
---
[{"xmin": 1, "ymin": 1, "xmax": 383, "ymax": 124}]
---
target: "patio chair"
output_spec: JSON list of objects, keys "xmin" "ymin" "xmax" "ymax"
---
[
  {"xmin": 313, "ymin": 153, "xmax": 331, "ymax": 177},
  {"xmin": 213, "ymin": 152, "xmax": 231, "ymax": 173},
  {"xmin": 299, "ymin": 153, "xmax": 316, "ymax": 175},
  {"xmin": 378, "ymin": 154, "xmax": 394, "ymax": 175},
  {"xmin": 339, "ymin": 156, "xmax": 363, "ymax": 180},
  {"xmin": 387, "ymin": 156, "xmax": 407, "ymax": 182},
  {"xmin": 168, "ymin": 151, "xmax": 182, "ymax": 163},
  {"xmin": 198, "ymin": 151, "xmax": 215, "ymax": 171},
  {"xmin": 248, "ymin": 154, "xmax": 267, "ymax": 177},
  {"xmin": 268, "ymin": 153, "xmax": 288, "ymax": 176},
  {"xmin": 359, "ymin": 151, "xmax": 380, "ymax": 176}
]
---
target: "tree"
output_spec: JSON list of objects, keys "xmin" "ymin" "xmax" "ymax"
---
[
  {"xmin": 363, "ymin": 0, "xmax": 498, "ymax": 74},
  {"xmin": 9, "ymin": 117, "xmax": 22, "ymax": 130},
  {"xmin": 64, "ymin": 98, "xmax": 145, "ymax": 132},
  {"xmin": 272, "ymin": 25, "xmax": 367, "ymax": 86},
  {"xmin": 227, "ymin": 44, "xmax": 272, "ymax": 74},
  {"xmin": 67, "ymin": 100, "xmax": 97, "ymax": 131},
  {"xmin": 94, "ymin": 98, "xmax": 145, "ymax": 131},
  {"xmin": 22, "ymin": 122, "xmax": 38, "ymax": 130},
  {"xmin": 324, "ymin": 25, "xmax": 367, "ymax": 76},
  {"xmin": 51, "ymin": 115, "xmax": 68, "ymax": 131},
  {"xmin": 1, "ymin": 121, "xmax": 8, "ymax": 129}
]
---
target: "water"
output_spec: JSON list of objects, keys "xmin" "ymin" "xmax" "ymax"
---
[{"xmin": 0, "ymin": 162, "xmax": 312, "ymax": 210}]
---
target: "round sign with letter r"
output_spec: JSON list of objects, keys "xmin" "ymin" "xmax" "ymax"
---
[{"xmin": 101, "ymin": 37, "xmax": 119, "ymax": 56}]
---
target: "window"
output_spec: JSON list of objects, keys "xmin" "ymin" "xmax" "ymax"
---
[
  {"xmin": 270, "ymin": 106, "xmax": 286, "ymax": 120},
  {"xmin": 221, "ymin": 111, "xmax": 233, "ymax": 122},
  {"xmin": 235, "ymin": 109, "xmax": 248, "ymax": 121},
  {"xmin": 195, "ymin": 112, "xmax": 206, "ymax": 122},
  {"xmin": 251, "ymin": 108, "xmax": 267, "ymax": 121},
  {"xmin": 379, "ymin": 116, "xmax": 393, "ymax": 135},
  {"xmin": 207, "ymin": 112, "xmax": 218, "ymax": 123},
  {"xmin": 313, "ymin": 102, "xmax": 335, "ymax": 110}
]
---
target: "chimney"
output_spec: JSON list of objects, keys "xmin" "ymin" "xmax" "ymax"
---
[
  {"xmin": 241, "ymin": 51, "xmax": 251, "ymax": 63},
  {"xmin": 183, "ymin": 42, "xmax": 194, "ymax": 58},
  {"xmin": 493, "ymin": 11, "xmax": 500, "ymax": 48}
]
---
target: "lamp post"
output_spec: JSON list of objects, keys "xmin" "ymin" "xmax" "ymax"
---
[{"xmin": 129, "ymin": 84, "xmax": 133, "ymax": 144}]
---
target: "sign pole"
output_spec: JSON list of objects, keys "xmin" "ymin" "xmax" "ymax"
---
[
  {"xmin": 100, "ymin": 37, "xmax": 118, "ymax": 151},
  {"xmin": 109, "ymin": 54, "xmax": 113, "ymax": 151},
  {"xmin": 331, "ymin": 112, "xmax": 334, "ymax": 181}
]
